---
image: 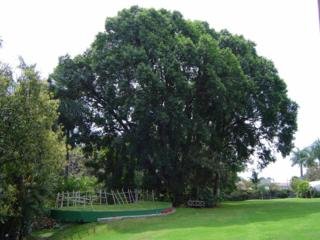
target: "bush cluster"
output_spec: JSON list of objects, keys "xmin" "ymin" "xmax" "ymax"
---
[
  {"xmin": 224, "ymin": 189, "xmax": 292, "ymax": 201},
  {"xmin": 290, "ymin": 177, "xmax": 311, "ymax": 198}
]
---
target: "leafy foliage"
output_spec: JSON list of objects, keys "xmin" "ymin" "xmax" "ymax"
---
[
  {"xmin": 290, "ymin": 177, "xmax": 311, "ymax": 198},
  {"xmin": 226, "ymin": 177, "xmax": 292, "ymax": 201},
  {"xmin": 310, "ymin": 139, "xmax": 320, "ymax": 162},
  {"xmin": 56, "ymin": 176, "xmax": 99, "ymax": 193},
  {"xmin": 305, "ymin": 166, "xmax": 320, "ymax": 181},
  {"xmin": 250, "ymin": 170, "xmax": 260, "ymax": 190},
  {"xmin": 50, "ymin": 7, "xmax": 298, "ymax": 205},
  {"xmin": 291, "ymin": 148, "xmax": 312, "ymax": 177},
  {"xmin": 0, "ymin": 62, "xmax": 65, "ymax": 238},
  {"xmin": 291, "ymin": 139, "xmax": 320, "ymax": 179}
]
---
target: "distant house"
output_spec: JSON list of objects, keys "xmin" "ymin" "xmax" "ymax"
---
[
  {"xmin": 309, "ymin": 180, "xmax": 320, "ymax": 191},
  {"xmin": 274, "ymin": 182, "xmax": 290, "ymax": 190}
]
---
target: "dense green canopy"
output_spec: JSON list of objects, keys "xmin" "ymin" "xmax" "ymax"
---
[
  {"xmin": 0, "ymin": 61, "xmax": 65, "ymax": 238},
  {"xmin": 50, "ymin": 6, "xmax": 297, "ymax": 205}
]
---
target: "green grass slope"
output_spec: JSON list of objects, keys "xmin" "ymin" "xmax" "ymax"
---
[{"xmin": 34, "ymin": 198, "xmax": 320, "ymax": 240}]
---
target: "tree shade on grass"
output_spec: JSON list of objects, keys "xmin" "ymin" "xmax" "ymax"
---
[{"xmin": 34, "ymin": 198, "xmax": 320, "ymax": 240}]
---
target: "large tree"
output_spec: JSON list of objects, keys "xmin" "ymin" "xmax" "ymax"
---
[
  {"xmin": 0, "ymin": 61, "xmax": 65, "ymax": 239},
  {"xmin": 50, "ymin": 6, "xmax": 297, "ymax": 205}
]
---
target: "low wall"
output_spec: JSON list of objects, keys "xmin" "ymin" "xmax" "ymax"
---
[{"xmin": 51, "ymin": 207, "xmax": 171, "ymax": 223}]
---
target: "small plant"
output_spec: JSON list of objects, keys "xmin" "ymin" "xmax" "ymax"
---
[
  {"xmin": 290, "ymin": 177, "xmax": 311, "ymax": 198},
  {"xmin": 56, "ymin": 176, "xmax": 100, "ymax": 193}
]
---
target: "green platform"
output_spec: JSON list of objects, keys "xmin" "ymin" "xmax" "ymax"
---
[{"xmin": 51, "ymin": 202, "xmax": 172, "ymax": 223}]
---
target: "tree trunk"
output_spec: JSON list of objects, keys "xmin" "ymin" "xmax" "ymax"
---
[
  {"xmin": 0, "ymin": 217, "xmax": 20, "ymax": 240},
  {"xmin": 212, "ymin": 172, "xmax": 220, "ymax": 207},
  {"xmin": 15, "ymin": 176, "xmax": 25, "ymax": 240},
  {"xmin": 170, "ymin": 170, "xmax": 185, "ymax": 207},
  {"xmin": 65, "ymin": 130, "xmax": 70, "ymax": 178},
  {"xmin": 300, "ymin": 163, "xmax": 303, "ymax": 178},
  {"xmin": 172, "ymin": 190, "xmax": 184, "ymax": 207}
]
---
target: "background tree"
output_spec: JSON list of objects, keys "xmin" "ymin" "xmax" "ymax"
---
[
  {"xmin": 50, "ymin": 6, "xmax": 298, "ymax": 205},
  {"xmin": 0, "ymin": 61, "xmax": 65, "ymax": 239},
  {"xmin": 303, "ymin": 139, "xmax": 320, "ymax": 181},
  {"xmin": 309, "ymin": 139, "xmax": 320, "ymax": 163},
  {"xmin": 290, "ymin": 177, "xmax": 311, "ymax": 198},
  {"xmin": 250, "ymin": 170, "xmax": 260, "ymax": 190},
  {"xmin": 305, "ymin": 166, "xmax": 320, "ymax": 181},
  {"xmin": 48, "ymin": 56, "xmax": 92, "ymax": 177},
  {"xmin": 291, "ymin": 148, "xmax": 313, "ymax": 178}
]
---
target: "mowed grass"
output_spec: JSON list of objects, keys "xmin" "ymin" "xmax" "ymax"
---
[
  {"xmin": 58, "ymin": 201, "xmax": 171, "ymax": 211},
  {"xmin": 37, "ymin": 198, "xmax": 320, "ymax": 240}
]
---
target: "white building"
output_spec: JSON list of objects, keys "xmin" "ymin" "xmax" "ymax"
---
[{"xmin": 309, "ymin": 180, "xmax": 320, "ymax": 191}]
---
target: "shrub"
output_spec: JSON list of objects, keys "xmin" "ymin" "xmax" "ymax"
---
[
  {"xmin": 290, "ymin": 177, "xmax": 311, "ymax": 198},
  {"xmin": 272, "ymin": 189, "xmax": 292, "ymax": 198},
  {"xmin": 198, "ymin": 187, "xmax": 216, "ymax": 207},
  {"xmin": 310, "ymin": 189, "xmax": 320, "ymax": 198},
  {"xmin": 297, "ymin": 181, "xmax": 311, "ymax": 198},
  {"xmin": 56, "ymin": 176, "xmax": 99, "ymax": 193},
  {"xmin": 224, "ymin": 188, "xmax": 292, "ymax": 201},
  {"xmin": 224, "ymin": 190, "xmax": 250, "ymax": 201}
]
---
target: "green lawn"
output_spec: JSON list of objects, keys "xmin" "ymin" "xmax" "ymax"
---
[
  {"xmin": 58, "ymin": 201, "xmax": 171, "ymax": 211},
  {"xmin": 34, "ymin": 198, "xmax": 320, "ymax": 240}
]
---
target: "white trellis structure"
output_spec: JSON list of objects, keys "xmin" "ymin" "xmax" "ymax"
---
[{"xmin": 55, "ymin": 189, "xmax": 155, "ymax": 208}]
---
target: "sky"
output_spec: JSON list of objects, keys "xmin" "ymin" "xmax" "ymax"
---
[{"xmin": 0, "ymin": 0, "xmax": 319, "ymax": 182}]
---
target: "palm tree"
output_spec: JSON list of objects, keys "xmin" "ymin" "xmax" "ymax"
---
[
  {"xmin": 291, "ymin": 148, "xmax": 313, "ymax": 178},
  {"xmin": 310, "ymin": 139, "xmax": 320, "ymax": 164}
]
